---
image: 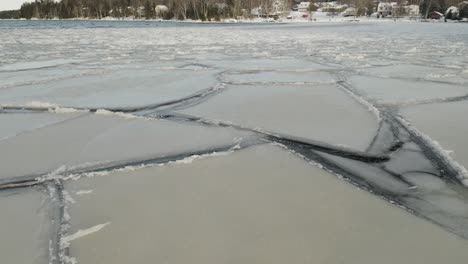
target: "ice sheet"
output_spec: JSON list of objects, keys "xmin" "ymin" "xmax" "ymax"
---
[
  {"xmin": 223, "ymin": 70, "xmax": 335, "ymax": 84},
  {"xmin": 348, "ymin": 75, "xmax": 468, "ymax": 105},
  {"xmin": 359, "ymin": 64, "xmax": 462, "ymax": 83},
  {"xmin": 0, "ymin": 59, "xmax": 81, "ymax": 71},
  {"xmin": 181, "ymin": 84, "xmax": 379, "ymax": 151},
  {"xmin": 196, "ymin": 58, "xmax": 334, "ymax": 71},
  {"xmin": 64, "ymin": 144, "xmax": 468, "ymax": 264},
  {"xmin": 0, "ymin": 113, "xmax": 251, "ymax": 179},
  {"xmin": 401, "ymin": 101, "xmax": 468, "ymax": 173},
  {"xmin": 0, "ymin": 112, "xmax": 81, "ymax": 140},
  {"xmin": 0, "ymin": 69, "xmax": 218, "ymax": 109},
  {"xmin": 1, "ymin": 21, "xmax": 468, "ymax": 262},
  {"xmin": 0, "ymin": 67, "xmax": 93, "ymax": 90},
  {"xmin": 0, "ymin": 187, "xmax": 50, "ymax": 264}
]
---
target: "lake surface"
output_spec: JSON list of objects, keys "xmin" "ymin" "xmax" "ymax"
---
[{"xmin": 1, "ymin": 20, "xmax": 468, "ymax": 264}]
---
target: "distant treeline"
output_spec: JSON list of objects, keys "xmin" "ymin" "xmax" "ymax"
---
[
  {"xmin": 1, "ymin": 0, "xmax": 467, "ymax": 20},
  {"xmin": 0, "ymin": 9, "xmax": 20, "ymax": 19},
  {"xmin": 12, "ymin": 0, "xmax": 266, "ymax": 21},
  {"xmin": 420, "ymin": 0, "xmax": 468, "ymax": 17}
]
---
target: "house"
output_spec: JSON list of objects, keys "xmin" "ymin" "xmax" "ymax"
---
[
  {"xmin": 297, "ymin": 2, "xmax": 310, "ymax": 12},
  {"xmin": 271, "ymin": 0, "xmax": 289, "ymax": 15},
  {"xmin": 428, "ymin": 11, "xmax": 444, "ymax": 20},
  {"xmin": 298, "ymin": 2, "xmax": 318, "ymax": 12},
  {"xmin": 297, "ymin": 2, "xmax": 319, "ymax": 12},
  {"xmin": 155, "ymin": 5, "xmax": 168, "ymax": 17},
  {"xmin": 251, "ymin": 0, "xmax": 288, "ymax": 17},
  {"xmin": 377, "ymin": 2, "xmax": 393, "ymax": 18},
  {"xmin": 342, "ymin": 7, "xmax": 357, "ymax": 17},
  {"xmin": 251, "ymin": 7, "xmax": 263, "ymax": 17},
  {"xmin": 320, "ymin": 2, "xmax": 347, "ymax": 14},
  {"xmin": 406, "ymin": 5, "xmax": 420, "ymax": 17}
]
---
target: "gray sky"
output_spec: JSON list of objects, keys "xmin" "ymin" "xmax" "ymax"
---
[{"xmin": 0, "ymin": 0, "xmax": 27, "ymax": 11}]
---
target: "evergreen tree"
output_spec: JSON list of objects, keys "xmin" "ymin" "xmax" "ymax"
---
[{"xmin": 144, "ymin": 0, "xmax": 154, "ymax": 19}]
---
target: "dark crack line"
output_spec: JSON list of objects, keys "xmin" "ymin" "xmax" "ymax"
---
[
  {"xmin": 402, "ymin": 170, "xmax": 442, "ymax": 177},
  {"xmin": 391, "ymin": 115, "xmax": 465, "ymax": 185},
  {"xmin": 142, "ymin": 87, "xmax": 225, "ymax": 114},
  {"xmin": 0, "ymin": 112, "xmax": 90, "ymax": 143},
  {"xmin": 46, "ymin": 180, "xmax": 68, "ymax": 264},
  {"xmin": 269, "ymin": 135, "xmax": 389, "ymax": 163},
  {"xmin": 356, "ymin": 72, "xmax": 468, "ymax": 87},
  {"xmin": 0, "ymin": 64, "xmax": 73, "ymax": 73},
  {"xmin": 337, "ymin": 71, "xmax": 468, "ymax": 108},
  {"xmin": 379, "ymin": 166, "xmax": 417, "ymax": 188},
  {"xmin": 289, "ymin": 145, "xmax": 411, "ymax": 205},
  {"xmin": 337, "ymin": 71, "xmax": 467, "ymax": 186},
  {"xmin": 0, "ymin": 85, "xmax": 225, "ymax": 115},
  {"xmin": 177, "ymin": 63, "xmax": 213, "ymax": 70},
  {"xmin": 0, "ymin": 70, "xmax": 110, "ymax": 91},
  {"xmin": 284, "ymin": 143, "xmax": 468, "ymax": 239},
  {"xmin": 0, "ymin": 141, "xmax": 259, "ymax": 191},
  {"xmin": 378, "ymin": 93, "xmax": 468, "ymax": 107},
  {"xmin": 152, "ymin": 112, "xmax": 391, "ymax": 163},
  {"xmin": 365, "ymin": 116, "xmax": 385, "ymax": 153}
]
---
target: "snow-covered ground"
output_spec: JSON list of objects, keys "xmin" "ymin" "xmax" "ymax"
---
[{"xmin": 1, "ymin": 20, "xmax": 468, "ymax": 264}]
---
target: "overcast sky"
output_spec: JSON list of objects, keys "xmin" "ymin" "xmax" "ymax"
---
[{"xmin": 0, "ymin": 0, "xmax": 27, "ymax": 11}]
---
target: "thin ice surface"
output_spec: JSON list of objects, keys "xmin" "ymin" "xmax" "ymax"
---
[
  {"xmin": 222, "ymin": 70, "xmax": 335, "ymax": 84},
  {"xmin": 0, "ymin": 112, "xmax": 82, "ymax": 141},
  {"xmin": 358, "ymin": 64, "xmax": 466, "ymax": 84},
  {"xmin": 348, "ymin": 75, "xmax": 468, "ymax": 105},
  {"xmin": 0, "ymin": 69, "xmax": 218, "ymax": 109},
  {"xmin": 401, "ymin": 101, "xmax": 468, "ymax": 172},
  {"xmin": 0, "ymin": 113, "xmax": 252, "ymax": 179},
  {"xmin": 0, "ymin": 67, "xmax": 91, "ymax": 90},
  {"xmin": 196, "ymin": 58, "xmax": 334, "ymax": 71},
  {"xmin": 1, "ymin": 21, "xmax": 468, "ymax": 264},
  {"xmin": 64, "ymin": 144, "xmax": 468, "ymax": 264},
  {"xmin": 180, "ymin": 83, "xmax": 379, "ymax": 151},
  {"xmin": 0, "ymin": 187, "xmax": 50, "ymax": 264}
]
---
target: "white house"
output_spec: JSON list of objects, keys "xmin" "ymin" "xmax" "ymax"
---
[
  {"xmin": 298, "ymin": 2, "xmax": 311, "ymax": 12},
  {"xmin": 155, "ymin": 5, "xmax": 168, "ymax": 17},
  {"xmin": 377, "ymin": 2, "xmax": 393, "ymax": 18},
  {"xmin": 319, "ymin": 2, "xmax": 347, "ymax": 13},
  {"xmin": 342, "ymin": 7, "xmax": 357, "ymax": 17},
  {"xmin": 406, "ymin": 5, "xmax": 420, "ymax": 17},
  {"xmin": 251, "ymin": 6, "xmax": 262, "ymax": 16}
]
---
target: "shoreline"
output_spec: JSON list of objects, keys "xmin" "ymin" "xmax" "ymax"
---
[{"xmin": 1, "ymin": 17, "xmax": 466, "ymax": 24}]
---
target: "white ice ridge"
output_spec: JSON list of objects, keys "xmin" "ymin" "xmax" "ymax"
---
[
  {"xmin": 61, "ymin": 222, "xmax": 110, "ymax": 248},
  {"xmin": 28, "ymin": 101, "xmax": 59, "ymax": 108},
  {"xmin": 94, "ymin": 109, "xmax": 146, "ymax": 120},
  {"xmin": 338, "ymin": 85, "xmax": 382, "ymax": 122},
  {"xmin": 49, "ymin": 107, "xmax": 88, "ymax": 114},
  {"xmin": 397, "ymin": 116, "xmax": 468, "ymax": 187},
  {"xmin": 64, "ymin": 145, "xmax": 241, "ymax": 181},
  {"xmin": 1, "ymin": 101, "xmax": 87, "ymax": 113},
  {"xmin": 75, "ymin": 190, "xmax": 93, "ymax": 195},
  {"xmin": 34, "ymin": 101, "xmax": 88, "ymax": 113},
  {"xmin": 166, "ymin": 146, "xmax": 239, "ymax": 165},
  {"xmin": 0, "ymin": 101, "xmax": 58, "ymax": 110},
  {"xmin": 62, "ymin": 190, "xmax": 76, "ymax": 204}
]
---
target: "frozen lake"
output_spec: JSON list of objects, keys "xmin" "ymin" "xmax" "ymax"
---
[{"xmin": 1, "ymin": 20, "xmax": 468, "ymax": 264}]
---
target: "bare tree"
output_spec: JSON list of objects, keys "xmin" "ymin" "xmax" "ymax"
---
[
  {"xmin": 354, "ymin": 0, "xmax": 373, "ymax": 17},
  {"xmin": 174, "ymin": 0, "xmax": 190, "ymax": 19}
]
